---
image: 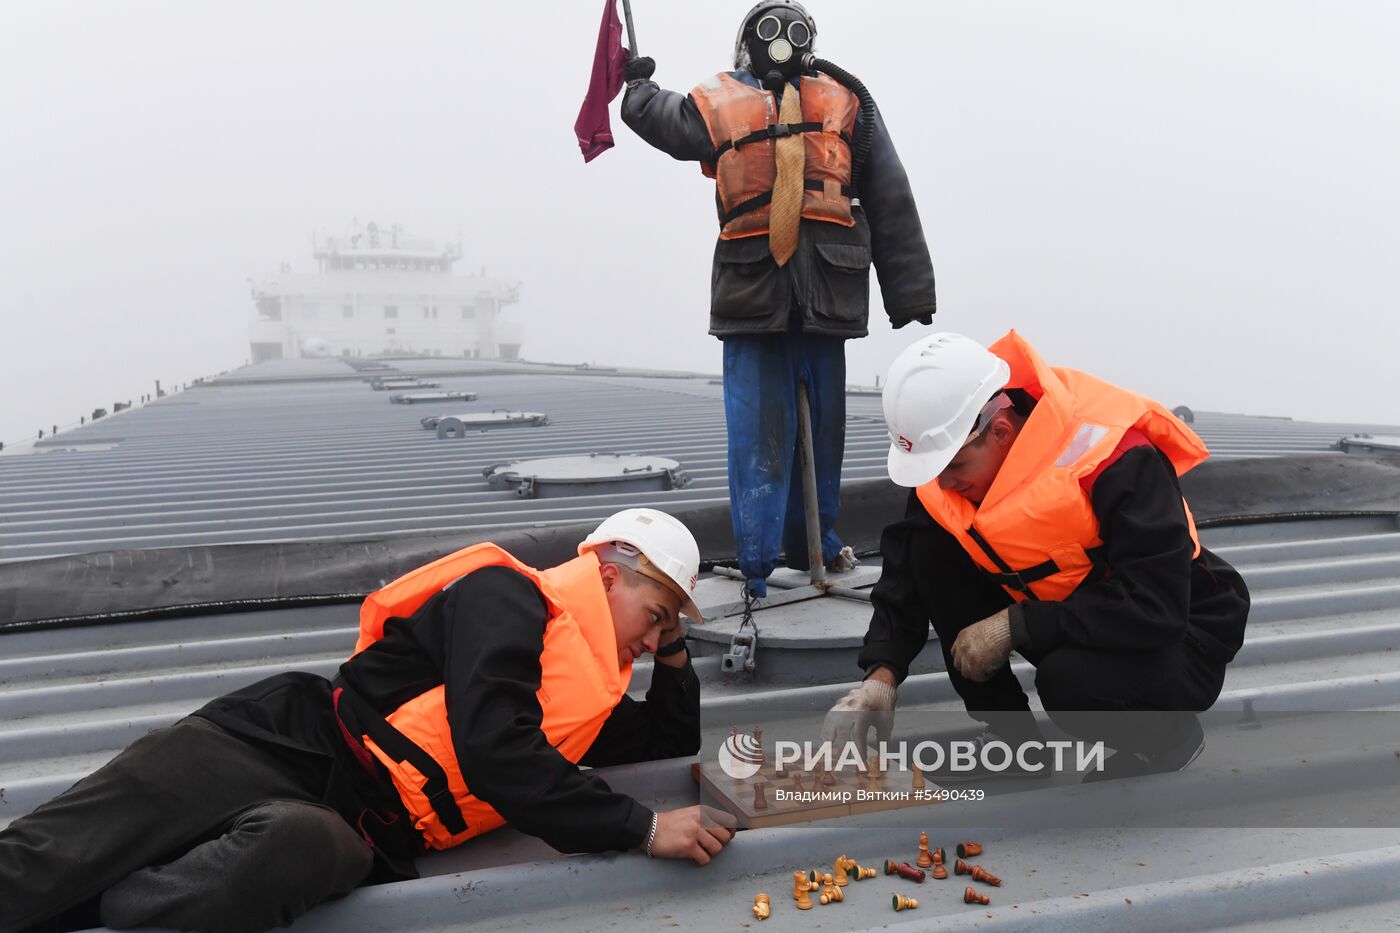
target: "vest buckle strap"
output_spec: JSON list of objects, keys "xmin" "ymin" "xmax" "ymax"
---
[
  {"xmin": 984, "ymin": 559, "xmax": 1061, "ymax": 593},
  {"xmin": 333, "ymin": 679, "xmax": 469, "ymax": 836},
  {"xmin": 965, "ymin": 525, "xmax": 1059, "ymax": 600}
]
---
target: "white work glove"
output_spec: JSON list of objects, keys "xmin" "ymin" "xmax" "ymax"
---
[
  {"xmin": 950, "ymin": 609, "xmax": 1013, "ymax": 682},
  {"xmin": 820, "ymin": 678, "xmax": 896, "ymax": 757}
]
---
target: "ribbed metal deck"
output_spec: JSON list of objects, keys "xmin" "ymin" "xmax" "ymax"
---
[
  {"xmin": 1, "ymin": 359, "xmax": 1394, "ymax": 563},
  {"xmin": 3, "ymin": 515, "xmax": 1399, "ymax": 930}
]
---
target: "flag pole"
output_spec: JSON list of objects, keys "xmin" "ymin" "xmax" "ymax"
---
[{"xmin": 621, "ymin": 0, "xmax": 639, "ymax": 55}]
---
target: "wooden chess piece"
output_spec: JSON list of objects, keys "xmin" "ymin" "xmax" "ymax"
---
[
  {"xmin": 753, "ymin": 726, "xmax": 765, "ymax": 765},
  {"xmin": 954, "ymin": 858, "xmax": 972, "ymax": 876},
  {"xmin": 916, "ymin": 831, "xmax": 933, "ymax": 868},
  {"xmin": 854, "ymin": 865, "xmax": 877, "ymax": 881},
  {"xmin": 932, "ymin": 863, "xmax": 948, "ymax": 881},
  {"xmin": 806, "ymin": 870, "xmax": 821, "ymax": 891},
  {"xmin": 792, "ymin": 773, "xmax": 805, "ymax": 793},
  {"xmin": 752, "ymin": 781, "xmax": 768, "ymax": 810},
  {"xmin": 964, "ymin": 886, "xmax": 991, "ymax": 906},
  {"xmin": 884, "ymin": 860, "xmax": 926, "ymax": 882},
  {"xmin": 971, "ymin": 865, "xmax": 1002, "ymax": 887},
  {"xmin": 892, "ymin": 894, "xmax": 919, "ymax": 912},
  {"xmin": 833, "ymin": 855, "xmax": 852, "ymax": 887},
  {"xmin": 957, "ymin": 841, "xmax": 983, "ymax": 859},
  {"xmin": 752, "ymin": 893, "xmax": 770, "ymax": 920},
  {"xmin": 817, "ymin": 875, "xmax": 842, "ymax": 904},
  {"xmin": 811, "ymin": 759, "xmax": 825, "ymax": 787},
  {"xmin": 911, "ymin": 766, "xmax": 926, "ymax": 790},
  {"xmin": 793, "ymin": 870, "xmax": 813, "ymax": 909},
  {"xmin": 933, "ymin": 847, "xmax": 946, "ymax": 866},
  {"xmin": 821, "ymin": 764, "xmax": 836, "ymax": 787},
  {"xmin": 773, "ymin": 759, "xmax": 787, "ymax": 779}
]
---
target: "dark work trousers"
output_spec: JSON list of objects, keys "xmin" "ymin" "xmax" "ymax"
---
[
  {"xmin": 0, "ymin": 717, "xmax": 373, "ymax": 933},
  {"xmin": 924, "ymin": 536, "xmax": 1228, "ymax": 755},
  {"xmin": 721, "ymin": 330, "xmax": 847, "ymax": 590}
]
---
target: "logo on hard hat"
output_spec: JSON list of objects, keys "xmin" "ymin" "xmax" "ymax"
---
[
  {"xmin": 897, "ymin": 435, "xmax": 914, "ymax": 453},
  {"xmin": 717, "ymin": 731, "xmax": 764, "ymax": 779}
]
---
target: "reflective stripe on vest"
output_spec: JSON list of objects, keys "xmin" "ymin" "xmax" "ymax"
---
[
  {"xmin": 349, "ymin": 544, "xmax": 628, "ymax": 850},
  {"xmin": 689, "ymin": 72, "xmax": 858, "ymax": 240},
  {"xmin": 916, "ymin": 330, "xmax": 1207, "ymax": 603}
]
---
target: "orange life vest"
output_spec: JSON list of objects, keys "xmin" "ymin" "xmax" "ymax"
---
[
  {"xmin": 689, "ymin": 72, "xmax": 858, "ymax": 240},
  {"xmin": 347, "ymin": 544, "xmax": 629, "ymax": 850},
  {"xmin": 916, "ymin": 331, "xmax": 1207, "ymax": 603}
]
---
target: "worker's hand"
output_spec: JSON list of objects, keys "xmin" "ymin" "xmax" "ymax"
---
[
  {"xmin": 951, "ymin": 609, "xmax": 1013, "ymax": 682},
  {"xmin": 657, "ymin": 614, "xmax": 685, "ymax": 652},
  {"xmin": 624, "ymin": 54, "xmax": 656, "ymax": 84},
  {"xmin": 820, "ymin": 676, "xmax": 896, "ymax": 757},
  {"xmin": 649, "ymin": 805, "xmax": 736, "ymax": 865}
]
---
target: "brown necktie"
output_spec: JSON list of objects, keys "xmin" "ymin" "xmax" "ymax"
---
[{"xmin": 768, "ymin": 83, "xmax": 804, "ymax": 267}]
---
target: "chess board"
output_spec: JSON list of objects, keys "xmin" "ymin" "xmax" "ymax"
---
[{"xmin": 692, "ymin": 757, "xmax": 943, "ymax": 829}]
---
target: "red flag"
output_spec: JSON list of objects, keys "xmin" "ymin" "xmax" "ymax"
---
[{"xmin": 574, "ymin": 0, "xmax": 628, "ymax": 163}]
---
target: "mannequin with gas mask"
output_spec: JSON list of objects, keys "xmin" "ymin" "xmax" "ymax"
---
[{"xmin": 622, "ymin": 1, "xmax": 936, "ymax": 597}]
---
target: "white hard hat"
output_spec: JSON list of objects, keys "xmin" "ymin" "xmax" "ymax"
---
[
  {"xmin": 882, "ymin": 333, "xmax": 1011, "ymax": 488},
  {"xmin": 579, "ymin": 508, "xmax": 704, "ymax": 623}
]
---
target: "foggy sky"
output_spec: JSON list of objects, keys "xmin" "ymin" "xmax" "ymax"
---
[{"xmin": 2, "ymin": 0, "xmax": 1397, "ymax": 447}]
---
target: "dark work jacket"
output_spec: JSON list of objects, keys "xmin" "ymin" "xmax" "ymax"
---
[
  {"xmin": 857, "ymin": 446, "xmax": 1251, "ymax": 682},
  {"xmin": 196, "ymin": 566, "xmax": 701, "ymax": 879},
  {"xmin": 621, "ymin": 71, "xmax": 937, "ymax": 338}
]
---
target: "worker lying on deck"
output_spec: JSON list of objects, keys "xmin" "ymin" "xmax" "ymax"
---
[
  {"xmin": 823, "ymin": 331, "xmax": 1250, "ymax": 781},
  {"xmin": 0, "ymin": 508, "xmax": 733, "ymax": 933}
]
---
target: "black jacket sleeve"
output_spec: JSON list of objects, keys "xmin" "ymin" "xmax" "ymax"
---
[
  {"xmin": 857, "ymin": 491, "xmax": 1011, "ymax": 682},
  {"xmin": 441, "ymin": 567, "xmax": 653, "ymax": 854},
  {"xmin": 1009, "ymin": 447, "xmax": 1197, "ymax": 656},
  {"xmin": 620, "ymin": 80, "xmax": 715, "ymax": 162},
  {"xmin": 579, "ymin": 659, "xmax": 702, "ymax": 767},
  {"xmin": 857, "ymin": 105, "xmax": 937, "ymax": 324}
]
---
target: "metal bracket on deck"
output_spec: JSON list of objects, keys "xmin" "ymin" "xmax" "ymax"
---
[{"xmin": 721, "ymin": 630, "xmax": 758, "ymax": 673}]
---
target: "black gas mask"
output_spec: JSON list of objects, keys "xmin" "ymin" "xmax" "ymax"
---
[{"xmin": 736, "ymin": 2, "xmax": 816, "ymax": 91}]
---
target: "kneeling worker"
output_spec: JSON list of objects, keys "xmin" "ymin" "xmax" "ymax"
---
[
  {"xmin": 1, "ymin": 508, "xmax": 733, "ymax": 933},
  {"xmin": 826, "ymin": 331, "xmax": 1249, "ymax": 780}
]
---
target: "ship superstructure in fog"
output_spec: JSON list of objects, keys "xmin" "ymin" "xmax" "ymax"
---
[{"xmin": 248, "ymin": 221, "xmax": 521, "ymax": 363}]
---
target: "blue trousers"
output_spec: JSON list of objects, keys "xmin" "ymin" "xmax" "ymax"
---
[{"xmin": 722, "ymin": 332, "xmax": 847, "ymax": 592}]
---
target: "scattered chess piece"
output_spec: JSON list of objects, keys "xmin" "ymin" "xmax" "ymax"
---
[
  {"xmin": 957, "ymin": 841, "xmax": 983, "ymax": 859},
  {"xmin": 806, "ymin": 870, "xmax": 821, "ymax": 891},
  {"xmin": 884, "ymin": 860, "xmax": 926, "ymax": 882},
  {"xmin": 818, "ymin": 878, "xmax": 844, "ymax": 905},
  {"xmin": 954, "ymin": 858, "xmax": 973, "ymax": 876},
  {"xmin": 752, "ymin": 781, "xmax": 768, "ymax": 810},
  {"xmin": 964, "ymin": 886, "xmax": 991, "ymax": 906},
  {"xmin": 916, "ymin": 831, "xmax": 933, "ymax": 868},
  {"xmin": 752, "ymin": 893, "xmax": 770, "ymax": 920},
  {"xmin": 932, "ymin": 847, "xmax": 946, "ymax": 867},
  {"xmin": 892, "ymin": 894, "xmax": 919, "ymax": 912},
  {"xmin": 833, "ymin": 855, "xmax": 852, "ymax": 887},
  {"xmin": 970, "ymin": 865, "xmax": 1002, "ymax": 887},
  {"xmin": 793, "ymin": 870, "xmax": 813, "ymax": 910},
  {"xmin": 853, "ymin": 864, "xmax": 877, "ymax": 881},
  {"xmin": 931, "ymin": 863, "xmax": 948, "ymax": 881}
]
